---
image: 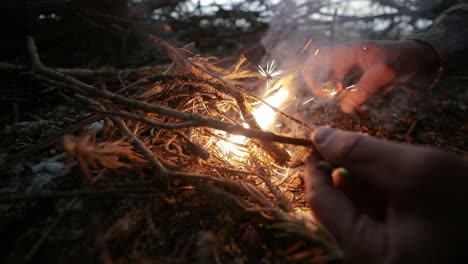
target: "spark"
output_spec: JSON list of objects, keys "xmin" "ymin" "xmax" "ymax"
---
[
  {"xmin": 314, "ymin": 49, "xmax": 320, "ymax": 56},
  {"xmin": 302, "ymin": 97, "xmax": 316, "ymax": 105},
  {"xmin": 345, "ymin": 84, "xmax": 358, "ymax": 92},
  {"xmin": 300, "ymin": 39, "xmax": 313, "ymax": 54},
  {"xmin": 263, "ymin": 84, "xmax": 283, "ymax": 98},
  {"xmin": 258, "ymin": 60, "xmax": 284, "ymax": 81},
  {"xmin": 258, "ymin": 60, "xmax": 284, "ymax": 91},
  {"xmin": 329, "ymin": 91, "xmax": 338, "ymax": 97}
]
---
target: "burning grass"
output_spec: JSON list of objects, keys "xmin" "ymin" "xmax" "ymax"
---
[{"xmin": 0, "ymin": 36, "xmax": 342, "ymax": 262}]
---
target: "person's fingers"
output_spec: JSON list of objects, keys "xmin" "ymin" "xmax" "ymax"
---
[
  {"xmin": 304, "ymin": 154, "xmax": 386, "ymax": 262},
  {"xmin": 333, "ymin": 169, "xmax": 387, "ymax": 221},
  {"xmin": 302, "ymin": 46, "xmax": 358, "ymax": 96},
  {"xmin": 341, "ymin": 63, "xmax": 396, "ymax": 113},
  {"xmin": 331, "ymin": 168, "xmax": 353, "ymax": 190},
  {"xmin": 304, "ymin": 153, "xmax": 357, "ymax": 241},
  {"xmin": 311, "ymin": 126, "xmax": 414, "ymax": 194}
]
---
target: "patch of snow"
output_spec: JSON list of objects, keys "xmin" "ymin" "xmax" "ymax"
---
[
  {"xmin": 85, "ymin": 120, "xmax": 105, "ymax": 132},
  {"xmin": 29, "ymin": 153, "xmax": 69, "ymax": 192}
]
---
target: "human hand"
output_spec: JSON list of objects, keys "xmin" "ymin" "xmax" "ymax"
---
[
  {"xmin": 304, "ymin": 127, "xmax": 468, "ymax": 263},
  {"xmin": 301, "ymin": 40, "xmax": 440, "ymax": 113}
]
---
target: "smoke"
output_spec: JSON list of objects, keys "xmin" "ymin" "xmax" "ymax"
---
[
  {"xmin": 258, "ymin": 0, "xmax": 451, "ymax": 130},
  {"xmin": 259, "ymin": 1, "xmax": 336, "ymax": 115},
  {"xmin": 260, "ymin": 1, "xmax": 329, "ymax": 68}
]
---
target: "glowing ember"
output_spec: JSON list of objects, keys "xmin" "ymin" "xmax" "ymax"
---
[
  {"xmin": 215, "ymin": 74, "xmax": 293, "ymax": 157},
  {"xmin": 216, "ymin": 133, "xmax": 248, "ymax": 158},
  {"xmin": 215, "ymin": 122, "xmax": 249, "ymax": 158},
  {"xmin": 253, "ymin": 75, "xmax": 292, "ymax": 129}
]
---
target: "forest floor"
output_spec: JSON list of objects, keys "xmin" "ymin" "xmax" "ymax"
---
[{"xmin": 0, "ymin": 46, "xmax": 467, "ymax": 263}]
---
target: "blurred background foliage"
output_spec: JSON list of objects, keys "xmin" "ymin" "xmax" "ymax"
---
[{"xmin": 0, "ymin": 0, "xmax": 455, "ymax": 67}]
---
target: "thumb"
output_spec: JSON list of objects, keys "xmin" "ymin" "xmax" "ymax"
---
[
  {"xmin": 311, "ymin": 126, "xmax": 412, "ymax": 195},
  {"xmin": 304, "ymin": 153, "xmax": 386, "ymax": 262},
  {"xmin": 341, "ymin": 63, "xmax": 395, "ymax": 113}
]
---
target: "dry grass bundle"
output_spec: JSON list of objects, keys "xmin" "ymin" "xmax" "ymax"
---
[{"xmin": 0, "ymin": 36, "xmax": 341, "ymax": 263}]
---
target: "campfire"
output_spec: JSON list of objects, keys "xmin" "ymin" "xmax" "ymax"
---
[{"xmin": 1, "ymin": 36, "xmax": 342, "ymax": 262}]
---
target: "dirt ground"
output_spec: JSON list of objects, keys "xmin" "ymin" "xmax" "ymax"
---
[{"xmin": 0, "ymin": 59, "xmax": 467, "ymax": 264}]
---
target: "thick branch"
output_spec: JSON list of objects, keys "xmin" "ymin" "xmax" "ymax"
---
[
  {"xmin": 21, "ymin": 37, "xmax": 315, "ymax": 164},
  {"xmin": 0, "ymin": 62, "xmax": 167, "ymax": 79}
]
